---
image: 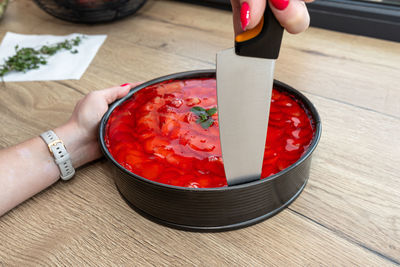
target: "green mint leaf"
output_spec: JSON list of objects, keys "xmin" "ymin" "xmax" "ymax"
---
[
  {"xmin": 200, "ymin": 114, "xmax": 208, "ymax": 121},
  {"xmin": 191, "ymin": 106, "xmax": 217, "ymax": 129},
  {"xmin": 190, "ymin": 106, "xmax": 206, "ymax": 116},
  {"xmin": 200, "ymin": 118, "xmax": 214, "ymax": 129},
  {"xmin": 206, "ymin": 107, "xmax": 217, "ymax": 116}
]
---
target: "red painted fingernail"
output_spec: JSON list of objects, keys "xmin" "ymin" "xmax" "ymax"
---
[
  {"xmin": 120, "ymin": 83, "xmax": 130, "ymax": 87},
  {"xmin": 270, "ymin": 0, "xmax": 289, "ymax": 10},
  {"xmin": 240, "ymin": 2, "xmax": 250, "ymax": 31}
]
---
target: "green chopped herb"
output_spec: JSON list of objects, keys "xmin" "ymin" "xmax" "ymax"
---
[
  {"xmin": 0, "ymin": 36, "xmax": 84, "ymax": 81},
  {"xmin": 191, "ymin": 106, "xmax": 217, "ymax": 129}
]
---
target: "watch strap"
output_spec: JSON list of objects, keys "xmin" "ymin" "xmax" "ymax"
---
[{"xmin": 40, "ymin": 130, "xmax": 75, "ymax": 181}]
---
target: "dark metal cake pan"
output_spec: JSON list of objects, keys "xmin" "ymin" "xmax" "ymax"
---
[{"xmin": 99, "ymin": 69, "xmax": 321, "ymax": 231}]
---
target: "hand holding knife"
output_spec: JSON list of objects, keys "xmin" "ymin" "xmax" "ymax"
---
[{"xmin": 217, "ymin": 1, "xmax": 284, "ymax": 186}]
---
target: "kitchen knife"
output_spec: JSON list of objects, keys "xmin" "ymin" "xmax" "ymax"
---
[{"xmin": 217, "ymin": 2, "xmax": 283, "ymax": 186}]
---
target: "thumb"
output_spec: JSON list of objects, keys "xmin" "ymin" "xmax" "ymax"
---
[
  {"xmin": 269, "ymin": 0, "xmax": 310, "ymax": 34},
  {"xmin": 102, "ymin": 82, "xmax": 142, "ymax": 104}
]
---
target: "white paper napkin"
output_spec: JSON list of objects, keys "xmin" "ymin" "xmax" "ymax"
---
[{"xmin": 0, "ymin": 32, "xmax": 107, "ymax": 82}]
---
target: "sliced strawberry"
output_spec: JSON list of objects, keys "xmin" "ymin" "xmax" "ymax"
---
[
  {"xmin": 168, "ymin": 178, "xmax": 185, "ymax": 187},
  {"xmin": 160, "ymin": 116, "xmax": 180, "ymax": 136},
  {"xmin": 199, "ymin": 97, "xmax": 216, "ymax": 108},
  {"xmin": 169, "ymin": 126, "xmax": 182, "ymax": 139},
  {"xmin": 140, "ymin": 162, "xmax": 164, "ymax": 180},
  {"xmin": 266, "ymin": 127, "xmax": 285, "ymax": 143},
  {"xmin": 289, "ymin": 127, "xmax": 312, "ymax": 139},
  {"xmin": 108, "ymin": 120, "xmax": 133, "ymax": 137},
  {"xmin": 164, "ymin": 167, "xmax": 185, "ymax": 176},
  {"xmin": 157, "ymin": 104, "xmax": 176, "ymax": 115},
  {"xmin": 185, "ymin": 79, "xmax": 203, "ymax": 87},
  {"xmin": 269, "ymin": 111, "xmax": 284, "ymax": 122},
  {"xmin": 276, "ymin": 98, "xmax": 293, "ymax": 108},
  {"xmin": 185, "ymin": 97, "xmax": 201, "ymax": 107},
  {"xmin": 269, "ymin": 103, "xmax": 281, "ymax": 114},
  {"xmin": 152, "ymin": 96, "xmax": 162, "ymax": 105},
  {"xmin": 166, "ymin": 154, "xmax": 193, "ymax": 170},
  {"xmin": 268, "ymin": 117, "xmax": 287, "ymax": 128},
  {"xmin": 290, "ymin": 117, "xmax": 301, "ymax": 127},
  {"xmin": 178, "ymin": 174, "xmax": 196, "ymax": 185},
  {"xmin": 264, "ymin": 146, "xmax": 278, "ymax": 157},
  {"xmin": 262, "ymin": 164, "xmax": 278, "ymax": 178},
  {"xmin": 213, "ymin": 178, "xmax": 228, "ymax": 188},
  {"xmin": 136, "ymin": 112, "xmax": 157, "ymax": 131},
  {"xmin": 283, "ymin": 105, "xmax": 303, "ymax": 117},
  {"xmin": 188, "ymin": 135, "xmax": 216, "ymax": 152},
  {"xmin": 141, "ymin": 102, "xmax": 155, "ymax": 112},
  {"xmin": 178, "ymin": 131, "xmax": 190, "ymax": 146},
  {"xmin": 111, "ymin": 132, "xmax": 135, "ymax": 144},
  {"xmin": 188, "ymin": 176, "xmax": 210, "ymax": 188},
  {"xmin": 168, "ymin": 98, "xmax": 183, "ymax": 108},
  {"xmin": 277, "ymin": 159, "xmax": 291, "ymax": 171},
  {"xmin": 112, "ymin": 142, "xmax": 138, "ymax": 160},
  {"xmin": 124, "ymin": 149, "xmax": 146, "ymax": 165},
  {"xmin": 122, "ymin": 162, "xmax": 133, "ymax": 172},
  {"xmin": 163, "ymin": 81, "xmax": 184, "ymax": 94},
  {"xmin": 186, "ymin": 181, "xmax": 201, "ymax": 188},
  {"xmin": 159, "ymin": 169, "xmax": 179, "ymax": 179},
  {"xmin": 184, "ymin": 112, "xmax": 196, "ymax": 123},
  {"xmin": 271, "ymin": 89, "xmax": 281, "ymax": 101},
  {"xmin": 153, "ymin": 146, "xmax": 173, "ymax": 159},
  {"xmin": 157, "ymin": 176, "xmax": 172, "ymax": 185},
  {"xmin": 195, "ymin": 156, "xmax": 224, "ymax": 177},
  {"xmin": 211, "ymin": 115, "xmax": 219, "ymax": 128},
  {"xmin": 285, "ymin": 138, "xmax": 302, "ymax": 152},
  {"xmin": 201, "ymin": 78, "xmax": 217, "ymax": 89},
  {"xmin": 263, "ymin": 155, "xmax": 278, "ymax": 166},
  {"xmin": 137, "ymin": 130, "xmax": 156, "ymax": 141},
  {"xmin": 143, "ymin": 136, "xmax": 170, "ymax": 154}
]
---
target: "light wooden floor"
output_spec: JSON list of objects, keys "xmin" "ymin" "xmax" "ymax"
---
[{"xmin": 0, "ymin": 0, "xmax": 399, "ymax": 265}]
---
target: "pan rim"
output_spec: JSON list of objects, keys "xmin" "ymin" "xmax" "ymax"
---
[{"xmin": 98, "ymin": 69, "xmax": 321, "ymax": 192}]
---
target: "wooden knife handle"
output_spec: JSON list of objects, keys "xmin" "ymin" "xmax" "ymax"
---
[{"xmin": 235, "ymin": 1, "xmax": 283, "ymax": 59}]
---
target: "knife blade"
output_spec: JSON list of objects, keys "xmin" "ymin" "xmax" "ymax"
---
[{"xmin": 216, "ymin": 2, "xmax": 283, "ymax": 186}]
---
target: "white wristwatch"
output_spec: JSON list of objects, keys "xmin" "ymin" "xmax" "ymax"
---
[{"xmin": 40, "ymin": 130, "xmax": 75, "ymax": 181}]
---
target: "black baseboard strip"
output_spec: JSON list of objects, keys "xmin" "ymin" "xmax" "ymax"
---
[
  {"xmin": 308, "ymin": 0, "xmax": 400, "ymax": 42},
  {"xmin": 174, "ymin": 0, "xmax": 400, "ymax": 42}
]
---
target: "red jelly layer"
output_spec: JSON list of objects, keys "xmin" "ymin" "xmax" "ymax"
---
[{"xmin": 105, "ymin": 78, "xmax": 315, "ymax": 188}]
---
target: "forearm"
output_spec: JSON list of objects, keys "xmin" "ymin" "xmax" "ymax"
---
[
  {"xmin": 0, "ymin": 122, "xmax": 100, "ymax": 217},
  {"xmin": 0, "ymin": 84, "xmax": 133, "ymax": 217},
  {"xmin": 0, "ymin": 136, "xmax": 59, "ymax": 216}
]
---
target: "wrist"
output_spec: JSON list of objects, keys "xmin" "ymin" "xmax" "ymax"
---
[{"xmin": 54, "ymin": 121, "xmax": 100, "ymax": 168}]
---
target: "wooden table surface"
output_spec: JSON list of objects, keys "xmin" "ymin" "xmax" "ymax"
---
[{"xmin": 1, "ymin": 0, "xmax": 399, "ymax": 265}]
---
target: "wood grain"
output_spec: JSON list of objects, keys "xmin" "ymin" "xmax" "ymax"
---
[
  {"xmin": 0, "ymin": 0, "xmax": 399, "ymax": 266},
  {"xmin": 294, "ymin": 91, "xmax": 400, "ymax": 263},
  {"xmin": 0, "ymin": 163, "xmax": 395, "ymax": 266}
]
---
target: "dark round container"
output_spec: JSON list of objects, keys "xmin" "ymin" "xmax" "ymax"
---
[
  {"xmin": 33, "ymin": 0, "xmax": 146, "ymax": 24},
  {"xmin": 99, "ymin": 69, "xmax": 321, "ymax": 231}
]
